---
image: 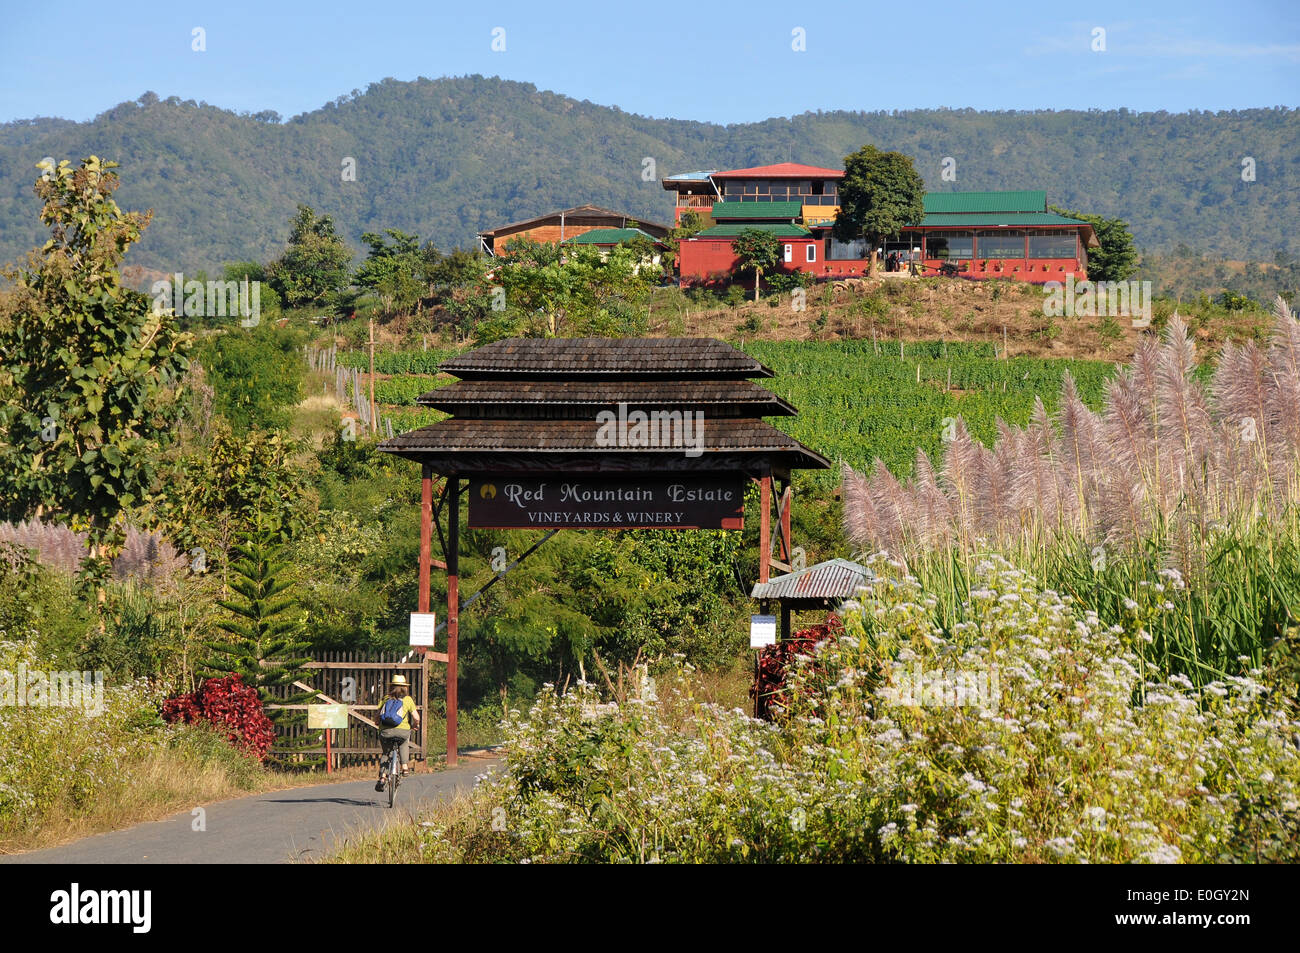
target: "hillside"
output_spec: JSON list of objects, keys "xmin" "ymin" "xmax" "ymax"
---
[{"xmin": 1, "ymin": 76, "xmax": 1297, "ymax": 273}]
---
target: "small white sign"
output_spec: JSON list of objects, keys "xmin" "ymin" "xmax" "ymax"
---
[
  {"xmin": 750, "ymin": 614, "xmax": 777, "ymax": 648},
  {"xmin": 409, "ymin": 612, "xmax": 437, "ymax": 647}
]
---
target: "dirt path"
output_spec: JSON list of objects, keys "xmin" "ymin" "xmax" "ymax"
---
[{"xmin": 2, "ymin": 756, "xmax": 499, "ymax": 865}]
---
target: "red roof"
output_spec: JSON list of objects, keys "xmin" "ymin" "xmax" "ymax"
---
[{"xmin": 713, "ymin": 162, "xmax": 843, "ymax": 179}]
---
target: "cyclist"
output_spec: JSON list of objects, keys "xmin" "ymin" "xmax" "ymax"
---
[{"xmin": 375, "ymin": 674, "xmax": 420, "ymax": 792}]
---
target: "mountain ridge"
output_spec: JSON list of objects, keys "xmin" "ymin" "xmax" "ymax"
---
[{"xmin": 1, "ymin": 75, "xmax": 1295, "ymax": 273}]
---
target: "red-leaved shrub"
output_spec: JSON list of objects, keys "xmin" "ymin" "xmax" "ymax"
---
[
  {"xmin": 161, "ymin": 674, "xmax": 276, "ymax": 761},
  {"xmin": 751, "ymin": 615, "xmax": 844, "ymax": 720}
]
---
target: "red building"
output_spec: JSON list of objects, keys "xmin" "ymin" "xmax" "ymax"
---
[{"xmin": 663, "ymin": 163, "xmax": 1097, "ymax": 285}]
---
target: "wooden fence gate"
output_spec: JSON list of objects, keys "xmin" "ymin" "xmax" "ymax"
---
[{"xmin": 268, "ymin": 651, "xmax": 430, "ymax": 769}]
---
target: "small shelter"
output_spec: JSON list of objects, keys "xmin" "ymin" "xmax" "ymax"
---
[{"xmin": 750, "ymin": 557, "xmax": 870, "ymax": 642}]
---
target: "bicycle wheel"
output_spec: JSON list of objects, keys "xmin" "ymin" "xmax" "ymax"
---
[{"xmin": 387, "ymin": 749, "xmax": 398, "ymax": 808}]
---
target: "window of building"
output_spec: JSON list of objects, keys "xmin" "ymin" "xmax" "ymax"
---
[
  {"xmin": 806, "ymin": 243, "xmax": 817, "ymax": 263},
  {"xmin": 827, "ymin": 236, "xmax": 868, "ymax": 260},
  {"xmin": 1027, "ymin": 231, "xmax": 1079, "ymax": 259},
  {"xmin": 926, "ymin": 232, "xmax": 973, "ymax": 260},
  {"xmin": 783, "ymin": 244, "xmax": 793, "ymax": 263},
  {"xmin": 976, "ymin": 230, "xmax": 1026, "ymax": 259}
]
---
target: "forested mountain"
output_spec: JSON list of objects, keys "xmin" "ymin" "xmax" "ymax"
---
[{"xmin": 1, "ymin": 75, "xmax": 1295, "ymax": 273}]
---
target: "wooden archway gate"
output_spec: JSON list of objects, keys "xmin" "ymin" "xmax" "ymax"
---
[{"xmin": 380, "ymin": 338, "xmax": 830, "ymax": 766}]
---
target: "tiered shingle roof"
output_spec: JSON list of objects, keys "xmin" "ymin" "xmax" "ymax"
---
[{"xmin": 378, "ymin": 338, "xmax": 829, "ymax": 476}]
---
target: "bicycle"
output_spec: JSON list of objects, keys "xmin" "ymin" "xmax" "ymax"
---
[{"xmin": 380, "ymin": 735, "xmax": 402, "ymax": 808}]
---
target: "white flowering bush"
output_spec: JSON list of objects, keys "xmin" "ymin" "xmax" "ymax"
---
[
  {"xmin": 788, "ymin": 555, "xmax": 1300, "ymax": 862},
  {"xmin": 412, "ymin": 557, "xmax": 1300, "ymax": 863}
]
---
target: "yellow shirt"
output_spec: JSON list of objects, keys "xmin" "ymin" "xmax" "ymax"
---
[{"xmin": 390, "ymin": 694, "xmax": 417, "ymax": 730}]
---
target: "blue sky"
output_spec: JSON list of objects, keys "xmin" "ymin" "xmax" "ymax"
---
[{"xmin": 1, "ymin": 0, "xmax": 1297, "ymax": 124}]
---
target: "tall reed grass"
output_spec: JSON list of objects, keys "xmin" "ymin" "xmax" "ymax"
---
[
  {"xmin": 843, "ymin": 298, "xmax": 1300, "ymax": 683},
  {"xmin": 842, "ymin": 301, "xmax": 1300, "ymax": 681}
]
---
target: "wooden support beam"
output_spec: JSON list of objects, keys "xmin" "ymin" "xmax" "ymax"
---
[
  {"xmin": 418, "ymin": 465, "xmax": 433, "ymax": 614},
  {"xmin": 779, "ymin": 482, "xmax": 792, "ymax": 563},
  {"xmin": 446, "ymin": 473, "xmax": 460, "ymax": 767}
]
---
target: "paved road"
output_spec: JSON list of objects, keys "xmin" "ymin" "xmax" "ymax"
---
[{"xmin": 3, "ymin": 756, "xmax": 500, "ymax": 864}]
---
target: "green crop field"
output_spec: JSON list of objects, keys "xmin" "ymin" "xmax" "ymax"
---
[
  {"xmin": 742, "ymin": 340, "xmax": 1118, "ymax": 487},
  {"xmin": 341, "ymin": 341, "xmax": 1122, "ymax": 470}
]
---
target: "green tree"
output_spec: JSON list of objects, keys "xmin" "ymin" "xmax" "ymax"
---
[
  {"xmin": 266, "ymin": 205, "xmax": 354, "ymax": 308},
  {"xmin": 497, "ymin": 244, "xmax": 654, "ymax": 336},
  {"xmin": 835, "ymin": 144, "xmax": 925, "ymax": 277},
  {"xmin": 203, "ymin": 522, "xmax": 320, "ymax": 768},
  {"xmin": 354, "ymin": 228, "xmax": 436, "ymax": 314},
  {"xmin": 0, "ymin": 156, "xmax": 192, "ymax": 557},
  {"xmin": 1052, "ymin": 207, "xmax": 1139, "ymax": 283},
  {"xmin": 196, "ymin": 324, "xmax": 304, "ymax": 432},
  {"xmin": 732, "ymin": 228, "xmax": 781, "ymax": 301},
  {"xmin": 147, "ymin": 419, "xmax": 316, "ymax": 568}
]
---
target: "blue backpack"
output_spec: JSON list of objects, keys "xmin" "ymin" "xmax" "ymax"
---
[{"xmin": 379, "ymin": 697, "xmax": 405, "ymax": 728}]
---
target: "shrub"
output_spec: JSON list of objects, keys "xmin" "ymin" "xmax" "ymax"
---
[
  {"xmin": 0, "ymin": 640, "xmax": 167, "ymax": 831},
  {"xmin": 411, "ymin": 558, "xmax": 1300, "ymax": 863},
  {"xmin": 161, "ymin": 674, "xmax": 276, "ymax": 761},
  {"xmin": 752, "ymin": 615, "xmax": 844, "ymax": 718}
]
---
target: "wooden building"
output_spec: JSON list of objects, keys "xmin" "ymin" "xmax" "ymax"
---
[
  {"xmin": 665, "ymin": 163, "xmax": 1097, "ymax": 284},
  {"xmin": 477, "ymin": 205, "xmax": 671, "ymax": 256}
]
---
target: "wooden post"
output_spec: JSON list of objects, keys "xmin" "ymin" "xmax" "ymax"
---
[
  {"xmin": 759, "ymin": 474, "xmax": 771, "ymax": 584},
  {"xmin": 368, "ymin": 318, "xmax": 378, "ymax": 434},
  {"xmin": 779, "ymin": 483, "xmax": 792, "ymax": 563},
  {"xmin": 446, "ymin": 474, "xmax": 459, "ymax": 766},
  {"xmin": 418, "ymin": 466, "xmax": 433, "ymax": 613},
  {"xmin": 420, "ymin": 650, "xmax": 429, "ymax": 765}
]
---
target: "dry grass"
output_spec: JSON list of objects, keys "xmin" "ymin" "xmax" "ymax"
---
[{"xmin": 649, "ymin": 278, "xmax": 1265, "ymax": 362}]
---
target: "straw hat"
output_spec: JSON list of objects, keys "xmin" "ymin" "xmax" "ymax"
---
[{"xmin": 390, "ymin": 674, "xmax": 409, "ymax": 687}]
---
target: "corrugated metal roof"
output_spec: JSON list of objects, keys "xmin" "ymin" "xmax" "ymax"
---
[
  {"xmin": 923, "ymin": 191, "xmax": 1046, "ymax": 214},
  {"xmin": 708, "ymin": 201, "xmax": 803, "ymax": 220},
  {"xmin": 750, "ymin": 558, "xmax": 871, "ymax": 602},
  {"xmin": 663, "ymin": 170, "xmax": 717, "ymax": 181},
  {"xmin": 562, "ymin": 227, "xmax": 662, "ymax": 245},
  {"xmin": 714, "ymin": 163, "xmax": 844, "ymax": 179},
  {"xmin": 693, "ymin": 224, "xmax": 812, "ymax": 238},
  {"xmin": 478, "ymin": 206, "xmax": 671, "ymax": 239},
  {"xmin": 918, "ymin": 212, "xmax": 1089, "ymax": 228}
]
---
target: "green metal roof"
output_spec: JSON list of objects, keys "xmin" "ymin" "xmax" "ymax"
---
[
  {"xmin": 562, "ymin": 227, "xmax": 661, "ymax": 245},
  {"xmin": 708, "ymin": 201, "xmax": 804, "ymax": 220},
  {"xmin": 918, "ymin": 211, "xmax": 1088, "ymax": 228},
  {"xmin": 694, "ymin": 223, "xmax": 812, "ymax": 238},
  {"xmin": 923, "ymin": 190, "xmax": 1047, "ymax": 214}
]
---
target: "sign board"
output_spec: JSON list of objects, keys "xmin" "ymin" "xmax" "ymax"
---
[
  {"xmin": 307, "ymin": 703, "xmax": 349, "ymax": 730},
  {"xmin": 749, "ymin": 614, "xmax": 777, "ymax": 648},
  {"xmin": 409, "ymin": 612, "xmax": 437, "ymax": 647},
  {"xmin": 468, "ymin": 475, "xmax": 744, "ymax": 530}
]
